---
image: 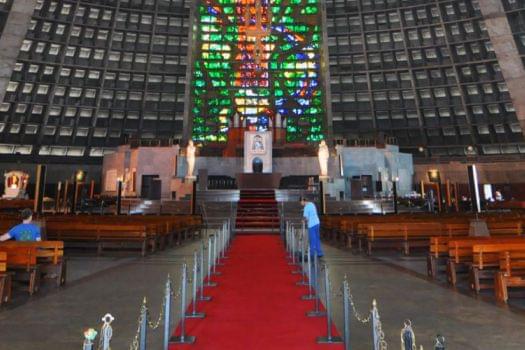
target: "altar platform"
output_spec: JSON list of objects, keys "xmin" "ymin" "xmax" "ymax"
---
[{"xmin": 235, "ymin": 173, "xmax": 282, "ymax": 189}]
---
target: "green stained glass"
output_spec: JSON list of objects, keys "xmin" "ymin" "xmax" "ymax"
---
[{"xmin": 190, "ymin": 0, "xmax": 326, "ymax": 142}]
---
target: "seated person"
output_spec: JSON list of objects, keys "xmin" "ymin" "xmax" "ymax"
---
[{"xmin": 0, "ymin": 208, "xmax": 41, "ymax": 241}]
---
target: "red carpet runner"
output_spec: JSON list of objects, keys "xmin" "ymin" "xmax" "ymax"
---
[{"xmin": 170, "ymin": 236, "xmax": 343, "ymax": 349}]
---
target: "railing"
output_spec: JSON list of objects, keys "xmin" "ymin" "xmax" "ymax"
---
[
  {"xmin": 285, "ymin": 221, "xmax": 446, "ymax": 350},
  {"xmin": 81, "ymin": 220, "xmax": 232, "ymax": 350}
]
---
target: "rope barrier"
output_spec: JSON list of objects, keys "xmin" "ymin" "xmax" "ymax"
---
[
  {"xmin": 81, "ymin": 218, "xmax": 233, "ymax": 350},
  {"xmin": 284, "ymin": 219, "xmax": 446, "ymax": 350}
]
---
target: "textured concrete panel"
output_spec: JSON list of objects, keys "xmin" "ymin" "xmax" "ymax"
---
[
  {"xmin": 0, "ymin": 0, "xmax": 38, "ymax": 103},
  {"xmin": 478, "ymin": 0, "xmax": 525, "ymax": 137}
]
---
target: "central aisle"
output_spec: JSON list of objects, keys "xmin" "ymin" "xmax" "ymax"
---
[{"xmin": 170, "ymin": 235, "xmax": 342, "ymax": 349}]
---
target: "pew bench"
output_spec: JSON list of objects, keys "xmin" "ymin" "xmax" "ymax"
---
[
  {"xmin": 495, "ymin": 250, "xmax": 525, "ymax": 303},
  {"xmin": 361, "ymin": 222, "xmax": 443, "ymax": 255},
  {"xmin": 445, "ymin": 237, "xmax": 525, "ymax": 286},
  {"xmin": 0, "ymin": 251, "xmax": 11, "ymax": 304},
  {"xmin": 0, "ymin": 245, "xmax": 40, "ymax": 295},
  {"xmin": 0, "ymin": 241, "xmax": 65, "ymax": 288},
  {"xmin": 470, "ymin": 242, "xmax": 525, "ymax": 293},
  {"xmin": 46, "ymin": 223, "xmax": 157, "ymax": 256}
]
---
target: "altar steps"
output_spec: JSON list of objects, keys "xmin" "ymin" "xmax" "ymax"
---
[{"xmin": 235, "ymin": 190, "xmax": 280, "ymax": 235}]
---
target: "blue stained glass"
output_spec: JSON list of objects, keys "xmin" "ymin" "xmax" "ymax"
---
[{"xmin": 298, "ymin": 99, "xmax": 310, "ymax": 106}]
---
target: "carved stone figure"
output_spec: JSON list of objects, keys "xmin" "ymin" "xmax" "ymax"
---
[
  {"xmin": 122, "ymin": 168, "xmax": 132, "ymax": 196},
  {"xmin": 275, "ymin": 112, "xmax": 282, "ymax": 128},
  {"xmin": 318, "ymin": 140, "xmax": 329, "ymax": 178},
  {"xmin": 233, "ymin": 112, "xmax": 240, "ymax": 128},
  {"xmin": 186, "ymin": 140, "xmax": 196, "ymax": 179}
]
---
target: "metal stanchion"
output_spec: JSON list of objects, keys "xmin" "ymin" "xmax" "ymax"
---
[
  {"xmin": 204, "ymin": 237, "xmax": 217, "ymax": 287},
  {"xmin": 317, "ymin": 265, "xmax": 343, "ymax": 344},
  {"xmin": 212, "ymin": 234, "xmax": 222, "ymax": 274},
  {"xmin": 296, "ymin": 229, "xmax": 308, "ymax": 284},
  {"xmin": 169, "ymin": 263, "xmax": 196, "ymax": 344},
  {"xmin": 371, "ymin": 300, "xmax": 379, "ymax": 350},
  {"xmin": 342, "ymin": 279, "xmax": 351, "ymax": 350},
  {"xmin": 302, "ymin": 246, "xmax": 315, "ymax": 300},
  {"xmin": 198, "ymin": 242, "xmax": 212, "ymax": 301},
  {"xmin": 289, "ymin": 226, "xmax": 296, "ymax": 265},
  {"xmin": 307, "ymin": 254, "xmax": 326, "ymax": 317},
  {"xmin": 220, "ymin": 222, "xmax": 227, "ymax": 259},
  {"xmin": 186, "ymin": 251, "xmax": 205, "ymax": 318},
  {"xmin": 163, "ymin": 277, "xmax": 172, "ymax": 350},
  {"xmin": 99, "ymin": 314, "xmax": 114, "ymax": 350},
  {"xmin": 139, "ymin": 298, "xmax": 147, "ymax": 350},
  {"xmin": 215, "ymin": 233, "xmax": 224, "ymax": 268}
]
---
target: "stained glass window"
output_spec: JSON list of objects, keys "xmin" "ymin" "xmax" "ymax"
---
[{"xmin": 191, "ymin": 0, "xmax": 326, "ymax": 143}]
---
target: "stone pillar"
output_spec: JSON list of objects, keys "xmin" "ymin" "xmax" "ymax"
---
[
  {"xmin": 478, "ymin": 0, "xmax": 525, "ymax": 136},
  {"xmin": 0, "ymin": 0, "xmax": 38, "ymax": 104}
]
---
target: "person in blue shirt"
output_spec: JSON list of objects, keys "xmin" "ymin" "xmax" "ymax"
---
[
  {"xmin": 0, "ymin": 208, "xmax": 41, "ymax": 242},
  {"xmin": 300, "ymin": 196, "xmax": 323, "ymax": 258}
]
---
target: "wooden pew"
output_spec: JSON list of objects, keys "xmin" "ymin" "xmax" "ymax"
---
[
  {"xmin": 0, "ymin": 241, "xmax": 65, "ymax": 287},
  {"xmin": 470, "ymin": 242, "xmax": 525, "ymax": 293},
  {"xmin": 45, "ymin": 215, "xmax": 201, "ymax": 250},
  {"xmin": 46, "ymin": 222, "xmax": 156, "ymax": 256},
  {"xmin": 446, "ymin": 237, "xmax": 525, "ymax": 286},
  {"xmin": 0, "ymin": 245, "xmax": 40, "ymax": 295},
  {"xmin": 494, "ymin": 250, "xmax": 525, "ymax": 303},
  {"xmin": 361, "ymin": 222, "xmax": 443, "ymax": 255},
  {"xmin": 0, "ymin": 251, "xmax": 11, "ymax": 304}
]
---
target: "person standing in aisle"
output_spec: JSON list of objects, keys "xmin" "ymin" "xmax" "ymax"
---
[{"xmin": 300, "ymin": 196, "xmax": 323, "ymax": 258}]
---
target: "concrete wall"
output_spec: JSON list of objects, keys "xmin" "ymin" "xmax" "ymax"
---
[
  {"xmin": 478, "ymin": 0, "xmax": 525, "ymax": 136},
  {"xmin": 177, "ymin": 155, "xmax": 338, "ymax": 178},
  {"xmin": 340, "ymin": 145, "xmax": 414, "ymax": 195},
  {"xmin": 0, "ymin": 0, "xmax": 38, "ymax": 104},
  {"xmin": 177, "ymin": 145, "xmax": 414, "ymax": 196},
  {"xmin": 102, "ymin": 145, "xmax": 179, "ymax": 198}
]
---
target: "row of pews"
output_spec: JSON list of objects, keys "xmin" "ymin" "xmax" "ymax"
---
[
  {"xmin": 0, "ymin": 214, "xmax": 203, "ymax": 305},
  {"xmin": 321, "ymin": 212, "xmax": 525, "ymax": 303}
]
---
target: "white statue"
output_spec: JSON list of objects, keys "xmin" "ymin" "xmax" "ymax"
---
[
  {"xmin": 186, "ymin": 140, "xmax": 196, "ymax": 179},
  {"xmin": 122, "ymin": 168, "xmax": 132, "ymax": 196},
  {"xmin": 275, "ymin": 112, "xmax": 282, "ymax": 128},
  {"xmin": 318, "ymin": 140, "xmax": 329, "ymax": 178},
  {"xmin": 233, "ymin": 112, "xmax": 240, "ymax": 128}
]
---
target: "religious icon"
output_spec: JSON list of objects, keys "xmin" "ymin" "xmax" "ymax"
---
[
  {"xmin": 252, "ymin": 134, "xmax": 265, "ymax": 153},
  {"xmin": 9, "ymin": 175, "xmax": 19, "ymax": 189},
  {"xmin": 3, "ymin": 171, "xmax": 29, "ymax": 198}
]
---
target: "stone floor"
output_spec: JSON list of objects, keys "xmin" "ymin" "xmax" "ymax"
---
[
  {"xmin": 323, "ymin": 244, "xmax": 525, "ymax": 350},
  {"xmin": 1, "ymin": 238, "xmax": 525, "ymax": 349},
  {"xmin": 0, "ymin": 241, "xmax": 201, "ymax": 350}
]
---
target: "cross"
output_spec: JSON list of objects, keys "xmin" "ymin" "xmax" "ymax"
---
[{"xmin": 242, "ymin": 0, "xmax": 272, "ymax": 66}]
